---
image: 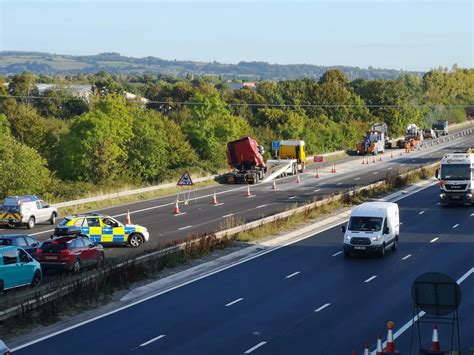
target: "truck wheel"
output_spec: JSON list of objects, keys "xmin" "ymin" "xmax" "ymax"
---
[
  {"xmin": 50, "ymin": 212, "xmax": 57, "ymax": 225},
  {"xmin": 27, "ymin": 217, "xmax": 35, "ymax": 229}
]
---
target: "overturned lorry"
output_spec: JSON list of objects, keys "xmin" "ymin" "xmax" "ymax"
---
[{"xmin": 224, "ymin": 137, "xmax": 267, "ymax": 184}]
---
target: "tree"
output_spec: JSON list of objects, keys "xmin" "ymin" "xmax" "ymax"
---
[
  {"xmin": 0, "ymin": 114, "xmax": 10, "ymax": 136},
  {"xmin": 8, "ymin": 71, "xmax": 39, "ymax": 104}
]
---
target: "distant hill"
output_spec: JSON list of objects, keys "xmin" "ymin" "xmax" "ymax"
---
[{"xmin": 0, "ymin": 51, "xmax": 421, "ymax": 80}]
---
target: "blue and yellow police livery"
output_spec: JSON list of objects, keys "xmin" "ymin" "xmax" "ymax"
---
[{"xmin": 54, "ymin": 214, "xmax": 149, "ymax": 248}]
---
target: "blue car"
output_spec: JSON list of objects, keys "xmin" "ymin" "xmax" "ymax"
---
[
  {"xmin": 0, "ymin": 246, "xmax": 42, "ymax": 292},
  {"xmin": 0, "ymin": 234, "xmax": 42, "ymax": 259}
]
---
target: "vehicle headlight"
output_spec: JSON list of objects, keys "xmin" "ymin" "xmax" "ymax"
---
[
  {"xmin": 345, "ymin": 235, "xmax": 351, "ymax": 241},
  {"xmin": 439, "ymin": 193, "xmax": 446, "ymax": 199},
  {"xmin": 371, "ymin": 236, "xmax": 381, "ymax": 241}
]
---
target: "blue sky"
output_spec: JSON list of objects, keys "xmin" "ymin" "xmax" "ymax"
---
[{"xmin": 0, "ymin": 0, "xmax": 472, "ymax": 71}]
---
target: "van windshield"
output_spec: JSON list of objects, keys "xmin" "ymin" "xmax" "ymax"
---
[{"xmin": 349, "ymin": 217, "xmax": 383, "ymax": 231}]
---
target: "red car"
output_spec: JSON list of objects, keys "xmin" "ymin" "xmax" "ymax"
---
[{"xmin": 36, "ymin": 236, "xmax": 104, "ymax": 273}]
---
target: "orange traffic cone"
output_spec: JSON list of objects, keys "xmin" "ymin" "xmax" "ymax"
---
[
  {"xmin": 272, "ymin": 180, "xmax": 276, "ymax": 190},
  {"xmin": 372, "ymin": 156, "xmax": 376, "ymax": 163},
  {"xmin": 173, "ymin": 200, "xmax": 181, "ymax": 215},
  {"xmin": 364, "ymin": 341, "xmax": 369, "ymax": 355},
  {"xmin": 331, "ymin": 163, "xmax": 336, "ymax": 173},
  {"xmin": 125, "ymin": 209, "xmax": 131, "ymax": 224},
  {"xmin": 376, "ymin": 334, "xmax": 383, "ymax": 355},
  {"xmin": 296, "ymin": 174, "xmax": 301, "ymax": 183},
  {"xmin": 385, "ymin": 321, "xmax": 395, "ymax": 353},
  {"xmin": 379, "ymin": 154, "xmax": 383, "ymax": 161},
  {"xmin": 245, "ymin": 184, "xmax": 252, "ymax": 197},
  {"xmin": 211, "ymin": 191, "xmax": 218, "ymax": 205},
  {"xmin": 362, "ymin": 157, "xmax": 366, "ymax": 164},
  {"xmin": 431, "ymin": 324, "xmax": 440, "ymax": 351}
]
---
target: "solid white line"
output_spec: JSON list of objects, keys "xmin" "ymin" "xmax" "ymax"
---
[
  {"xmin": 213, "ymin": 203, "xmax": 224, "ymax": 207},
  {"xmin": 222, "ymin": 213, "xmax": 234, "ymax": 218},
  {"xmin": 332, "ymin": 251, "xmax": 343, "ymax": 256},
  {"xmin": 140, "ymin": 335, "xmax": 166, "ymax": 347},
  {"xmin": 370, "ymin": 267, "xmax": 474, "ymax": 355},
  {"xmin": 225, "ymin": 298, "xmax": 244, "ymax": 307},
  {"xmin": 418, "ymin": 210, "xmax": 425, "ymax": 215},
  {"xmin": 173, "ymin": 212, "xmax": 186, "ymax": 217},
  {"xmin": 285, "ymin": 271, "xmax": 301, "ymax": 279},
  {"xmin": 289, "ymin": 196, "xmax": 297, "ymax": 199},
  {"xmin": 178, "ymin": 225, "xmax": 192, "ymax": 231},
  {"xmin": 244, "ymin": 341, "xmax": 267, "ymax": 354},
  {"xmin": 452, "ymin": 224, "xmax": 459, "ymax": 228},
  {"xmin": 256, "ymin": 205, "xmax": 267, "ymax": 209},
  {"xmin": 314, "ymin": 303, "xmax": 331, "ymax": 312},
  {"xmin": 364, "ymin": 275, "xmax": 377, "ymax": 283},
  {"xmin": 246, "ymin": 195, "xmax": 256, "ymax": 198},
  {"xmin": 430, "ymin": 237, "xmax": 439, "ymax": 243},
  {"xmin": 12, "ymin": 181, "xmax": 441, "ymax": 352},
  {"xmin": 354, "ymin": 177, "xmax": 361, "ymax": 181},
  {"xmin": 402, "ymin": 254, "xmax": 412, "ymax": 260}
]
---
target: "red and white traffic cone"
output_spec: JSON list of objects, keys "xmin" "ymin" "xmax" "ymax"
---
[
  {"xmin": 315, "ymin": 170, "xmax": 320, "ymax": 178},
  {"xmin": 125, "ymin": 209, "xmax": 131, "ymax": 224},
  {"xmin": 272, "ymin": 180, "xmax": 276, "ymax": 190},
  {"xmin": 331, "ymin": 162, "xmax": 336, "ymax": 173},
  {"xmin": 390, "ymin": 151, "xmax": 394, "ymax": 158},
  {"xmin": 376, "ymin": 333, "xmax": 383, "ymax": 355},
  {"xmin": 173, "ymin": 200, "xmax": 181, "ymax": 215},
  {"xmin": 211, "ymin": 190, "xmax": 218, "ymax": 205},
  {"xmin": 364, "ymin": 340, "xmax": 369, "ymax": 355},
  {"xmin": 385, "ymin": 321, "xmax": 396, "ymax": 353},
  {"xmin": 431, "ymin": 323, "xmax": 440, "ymax": 351},
  {"xmin": 379, "ymin": 154, "xmax": 383, "ymax": 161},
  {"xmin": 362, "ymin": 156, "xmax": 366, "ymax": 164},
  {"xmin": 245, "ymin": 184, "xmax": 252, "ymax": 197},
  {"xmin": 372, "ymin": 155, "xmax": 376, "ymax": 163},
  {"xmin": 400, "ymin": 151, "xmax": 403, "ymax": 156},
  {"xmin": 296, "ymin": 174, "xmax": 301, "ymax": 183}
]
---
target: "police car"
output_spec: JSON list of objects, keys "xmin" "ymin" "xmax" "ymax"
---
[{"xmin": 54, "ymin": 213, "xmax": 149, "ymax": 248}]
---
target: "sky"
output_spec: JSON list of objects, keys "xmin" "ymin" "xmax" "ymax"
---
[{"xmin": 0, "ymin": 0, "xmax": 472, "ymax": 71}]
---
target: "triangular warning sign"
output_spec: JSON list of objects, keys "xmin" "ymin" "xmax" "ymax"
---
[{"xmin": 177, "ymin": 171, "xmax": 194, "ymax": 186}]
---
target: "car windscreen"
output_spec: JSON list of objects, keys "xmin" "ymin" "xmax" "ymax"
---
[
  {"xmin": 441, "ymin": 164, "xmax": 471, "ymax": 180},
  {"xmin": 348, "ymin": 217, "xmax": 383, "ymax": 231}
]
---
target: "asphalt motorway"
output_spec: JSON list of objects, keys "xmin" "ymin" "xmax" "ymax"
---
[
  {"xmin": 12, "ymin": 183, "xmax": 474, "ymax": 354},
  {"xmin": 1, "ymin": 129, "xmax": 473, "ymax": 266}
]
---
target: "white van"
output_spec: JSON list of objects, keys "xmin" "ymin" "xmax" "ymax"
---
[
  {"xmin": 0, "ymin": 195, "xmax": 58, "ymax": 229},
  {"xmin": 342, "ymin": 202, "xmax": 400, "ymax": 257}
]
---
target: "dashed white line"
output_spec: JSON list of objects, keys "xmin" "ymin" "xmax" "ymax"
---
[
  {"xmin": 388, "ymin": 167, "xmax": 393, "ymax": 170},
  {"xmin": 452, "ymin": 224, "xmax": 459, "ymax": 229},
  {"xmin": 332, "ymin": 251, "xmax": 343, "ymax": 256},
  {"xmin": 256, "ymin": 204, "xmax": 267, "ymax": 209},
  {"xmin": 471, "ymin": 213, "xmax": 474, "ymax": 217},
  {"xmin": 373, "ymin": 172, "xmax": 378, "ymax": 175},
  {"xmin": 314, "ymin": 189, "xmax": 321, "ymax": 192},
  {"xmin": 225, "ymin": 298, "xmax": 244, "ymax": 307},
  {"xmin": 402, "ymin": 254, "xmax": 412, "ymax": 260},
  {"xmin": 364, "ymin": 275, "xmax": 377, "ymax": 283},
  {"xmin": 140, "ymin": 335, "xmax": 166, "ymax": 347},
  {"xmin": 213, "ymin": 202, "xmax": 224, "ymax": 207},
  {"xmin": 436, "ymin": 202, "xmax": 441, "ymax": 205},
  {"xmin": 244, "ymin": 341, "xmax": 267, "ymax": 354},
  {"xmin": 430, "ymin": 237, "xmax": 439, "ymax": 243},
  {"xmin": 337, "ymin": 182, "xmax": 342, "ymax": 185},
  {"xmin": 222, "ymin": 213, "xmax": 234, "ymax": 218},
  {"xmin": 354, "ymin": 177, "xmax": 361, "ymax": 181},
  {"xmin": 178, "ymin": 225, "xmax": 192, "ymax": 230},
  {"xmin": 174, "ymin": 212, "xmax": 186, "ymax": 217},
  {"xmin": 401, "ymin": 163, "xmax": 405, "ymax": 166},
  {"xmin": 289, "ymin": 196, "xmax": 297, "ymax": 200},
  {"xmin": 285, "ymin": 271, "xmax": 301, "ymax": 279},
  {"xmin": 418, "ymin": 211, "xmax": 425, "ymax": 215},
  {"xmin": 314, "ymin": 303, "xmax": 331, "ymax": 312}
]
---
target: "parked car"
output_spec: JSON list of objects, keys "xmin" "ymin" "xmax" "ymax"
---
[
  {"xmin": 423, "ymin": 128, "xmax": 437, "ymax": 139},
  {"xmin": 0, "ymin": 234, "xmax": 42, "ymax": 259},
  {"xmin": 54, "ymin": 213, "xmax": 149, "ymax": 248},
  {"xmin": 0, "ymin": 340, "xmax": 10, "ymax": 355},
  {"xmin": 36, "ymin": 235, "xmax": 104, "ymax": 273},
  {"xmin": 0, "ymin": 195, "xmax": 58, "ymax": 229},
  {"xmin": 0, "ymin": 246, "xmax": 42, "ymax": 292}
]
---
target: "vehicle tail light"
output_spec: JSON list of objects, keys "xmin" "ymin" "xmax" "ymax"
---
[
  {"xmin": 60, "ymin": 249, "xmax": 70, "ymax": 255},
  {"xmin": 36, "ymin": 248, "xmax": 42, "ymax": 255}
]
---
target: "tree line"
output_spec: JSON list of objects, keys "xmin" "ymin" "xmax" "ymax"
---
[{"xmin": 0, "ymin": 68, "xmax": 472, "ymax": 201}]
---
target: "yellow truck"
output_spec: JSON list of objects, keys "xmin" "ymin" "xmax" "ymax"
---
[{"xmin": 267, "ymin": 140, "xmax": 306, "ymax": 177}]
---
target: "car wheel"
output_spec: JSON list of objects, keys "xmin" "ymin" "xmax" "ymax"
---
[
  {"xmin": 72, "ymin": 259, "xmax": 81, "ymax": 274},
  {"xmin": 49, "ymin": 212, "xmax": 57, "ymax": 225},
  {"xmin": 391, "ymin": 237, "xmax": 398, "ymax": 251},
  {"xmin": 27, "ymin": 217, "xmax": 35, "ymax": 229},
  {"xmin": 378, "ymin": 243, "xmax": 386, "ymax": 258},
  {"xmin": 97, "ymin": 253, "xmax": 105, "ymax": 268},
  {"xmin": 128, "ymin": 233, "xmax": 143, "ymax": 248},
  {"xmin": 31, "ymin": 271, "xmax": 41, "ymax": 287}
]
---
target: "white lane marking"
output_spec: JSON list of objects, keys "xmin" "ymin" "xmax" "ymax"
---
[
  {"xmin": 388, "ymin": 167, "xmax": 393, "ymax": 170},
  {"xmin": 213, "ymin": 203, "xmax": 224, "ymax": 207},
  {"xmin": 436, "ymin": 202, "xmax": 441, "ymax": 205},
  {"xmin": 285, "ymin": 271, "xmax": 301, "ymax": 279},
  {"xmin": 222, "ymin": 213, "xmax": 234, "ymax": 218},
  {"xmin": 314, "ymin": 189, "xmax": 321, "ymax": 192},
  {"xmin": 244, "ymin": 341, "xmax": 267, "ymax": 354},
  {"xmin": 430, "ymin": 237, "xmax": 439, "ymax": 243},
  {"xmin": 12, "ymin": 182, "xmax": 442, "ymax": 352},
  {"xmin": 30, "ymin": 229, "xmax": 55, "ymax": 236},
  {"xmin": 471, "ymin": 213, "xmax": 474, "ymax": 217},
  {"xmin": 401, "ymin": 163, "xmax": 405, "ymax": 166},
  {"xmin": 354, "ymin": 177, "xmax": 361, "ymax": 181},
  {"xmin": 452, "ymin": 224, "xmax": 459, "ymax": 229},
  {"xmin": 314, "ymin": 303, "xmax": 331, "ymax": 312},
  {"xmin": 174, "ymin": 212, "xmax": 186, "ymax": 217},
  {"xmin": 332, "ymin": 251, "xmax": 343, "ymax": 256},
  {"xmin": 178, "ymin": 225, "xmax": 192, "ymax": 231},
  {"xmin": 256, "ymin": 205, "xmax": 267, "ymax": 209},
  {"xmin": 370, "ymin": 267, "xmax": 474, "ymax": 355},
  {"xmin": 364, "ymin": 275, "xmax": 377, "ymax": 283},
  {"xmin": 225, "ymin": 298, "xmax": 244, "ymax": 307},
  {"xmin": 418, "ymin": 211, "xmax": 425, "ymax": 215},
  {"xmin": 246, "ymin": 195, "xmax": 256, "ymax": 198},
  {"xmin": 140, "ymin": 335, "xmax": 166, "ymax": 347},
  {"xmin": 289, "ymin": 196, "xmax": 297, "ymax": 200},
  {"xmin": 336, "ymin": 182, "xmax": 342, "ymax": 185},
  {"xmin": 373, "ymin": 172, "xmax": 378, "ymax": 175},
  {"xmin": 402, "ymin": 254, "xmax": 412, "ymax": 260}
]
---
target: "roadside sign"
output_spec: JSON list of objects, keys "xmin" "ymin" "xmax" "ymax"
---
[
  {"xmin": 177, "ymin": 171, "xmax": 194, "ymax": 186},
  {"xmin": 314, "ymin": 155, "xmax": 324, "ymax": 163},
  {"xmin": 271, "ymin": 141, "xmax": 281, "ymax": 150}
]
